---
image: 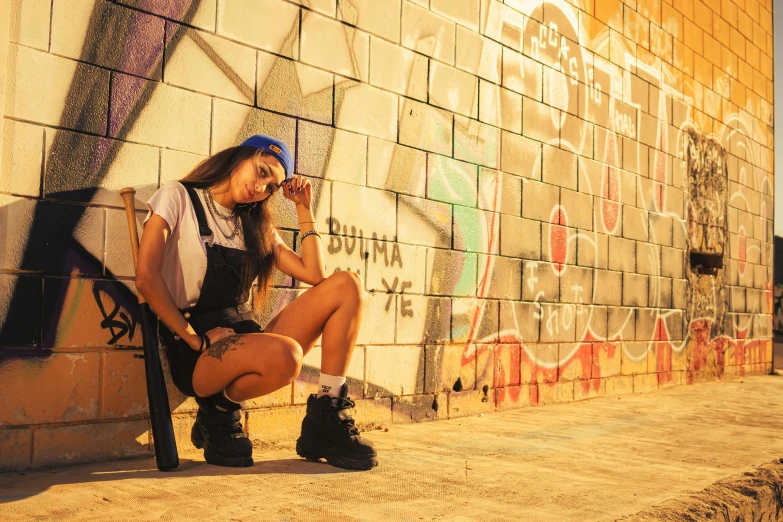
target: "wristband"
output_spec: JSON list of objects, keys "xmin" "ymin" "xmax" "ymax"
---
[
  {"xmin": 300, "ymin": 230, "xmax": 321, "ymax": 243},
  {"xmin": 198, "ymin": 334, "xmax": 211, "ymax": 354}
]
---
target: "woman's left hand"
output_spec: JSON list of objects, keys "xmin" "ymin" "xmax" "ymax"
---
[{"xmin": 283, "ymin": 175, "xmax": 312, "ymax": 209}]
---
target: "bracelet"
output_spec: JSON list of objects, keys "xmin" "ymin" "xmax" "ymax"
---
[
  {"xmin": 300, "ymin": 230, "xmax": 321, "ymax": 243},
  {"xmin": 299, "ymin": 220, "xmax": 315, "ymax": 224},
  {"xmin": 198, "ymin": 334, "xmax": 211, "ymax": 354}
]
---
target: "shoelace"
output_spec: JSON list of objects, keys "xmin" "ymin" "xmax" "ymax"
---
[{"xmin": 332, "ymin": 397, "xmax": 360, "ymax": 436}]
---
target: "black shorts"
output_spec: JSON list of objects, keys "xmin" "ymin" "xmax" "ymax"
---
[{"xmin": 163, "ymin": 316, "xmax": 263, "ymax": 398}]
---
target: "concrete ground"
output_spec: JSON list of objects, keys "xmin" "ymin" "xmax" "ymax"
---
[{"xmin": 2, "ymin": 376, "xmax": 783, "ymax": 521}]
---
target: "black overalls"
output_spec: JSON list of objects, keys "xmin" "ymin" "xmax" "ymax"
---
[{"xmin": 161, "ymin": 183, "xmax": 263, "ymax": 398}]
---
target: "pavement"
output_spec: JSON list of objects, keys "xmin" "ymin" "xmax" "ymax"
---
[{"xmin": 2, "ymin": 375, "xmax": 783, "ymax": 521}]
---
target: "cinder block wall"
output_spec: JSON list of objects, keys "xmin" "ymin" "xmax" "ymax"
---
[{"xmin": 0, "ymin": 0, "xmax": 774, "ymax": 470}]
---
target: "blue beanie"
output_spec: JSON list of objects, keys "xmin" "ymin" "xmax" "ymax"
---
[{"xmin": 239, "ymin": 134, "xmax": 294, "ymax": 181}]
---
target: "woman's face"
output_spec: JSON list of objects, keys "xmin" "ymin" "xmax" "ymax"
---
[{"xmin": 230, "ymin": 153, "xmax": 286, "ymax": 205}]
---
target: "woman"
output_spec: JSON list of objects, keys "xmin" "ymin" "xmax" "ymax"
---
[{"xmin": 136, "ymin": 134, "xmax": 377, "ymax": 470}]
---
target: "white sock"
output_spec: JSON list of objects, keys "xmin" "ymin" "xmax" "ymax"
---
[{"xmin": 317, "ymin": 373, "xmax": 347, "ymax": 400}]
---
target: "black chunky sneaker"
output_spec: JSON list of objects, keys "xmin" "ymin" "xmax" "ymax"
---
[
  {"xmin": 191, "ymin": 392, "xmax": 253, "ymax": 467},
  {"xmin": 296, "ymin": 384, "xmax": 378, "ymax": 470}
]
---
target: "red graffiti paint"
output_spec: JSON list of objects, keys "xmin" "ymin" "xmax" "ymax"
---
[
  {"xmin": 600, "ymin": 166, "xmax": 620, "ymax": 234},
  {"xmin": 652, "ymin": 150, "xmax": 668, "ymax": 212},
  {"xmin": 738, "ymin": 227, "xmax": 747, "ymax": 276},
  {"xmin": 549, "ymin": 207, "xmax": 568, "ymax": 273}
]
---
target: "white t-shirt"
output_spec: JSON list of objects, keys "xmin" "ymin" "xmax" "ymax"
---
[{"xmin": 142, "ymin": 181, "xmax": 283, "ymax": 309}]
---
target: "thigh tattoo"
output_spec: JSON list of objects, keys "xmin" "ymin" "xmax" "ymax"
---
[{"xmin": 203, "ymin": 334, "xmax": 247, "ymax": 362}]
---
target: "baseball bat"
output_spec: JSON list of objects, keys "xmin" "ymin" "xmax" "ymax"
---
[{"xmin": 121, "ymin": 187, "xmax": 179, "ymax": 471}]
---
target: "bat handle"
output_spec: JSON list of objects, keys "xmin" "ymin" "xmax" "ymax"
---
[{"xmin": 120, "ymin": 187, "xmax": 146, "ymax": 304}]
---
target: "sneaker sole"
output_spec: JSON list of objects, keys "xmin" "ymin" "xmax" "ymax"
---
[
  {"xmin": 191, "ymin": 423, "xmax": 253, "ymax": 468},
  {"xmin": 295, "ymin": 436, "xmax": 378, "ymax": 471}
]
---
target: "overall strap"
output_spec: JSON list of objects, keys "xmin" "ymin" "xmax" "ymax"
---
[{"xmin": 181, "ymin": 182, "xmax": 213, "ymax": 238}]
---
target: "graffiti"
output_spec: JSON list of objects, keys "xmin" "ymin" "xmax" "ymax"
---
[
  {"xmin": 93, "ymin": 286, "xmax": 136, "ymax": 345},
  {"xmin": 0, "ymin": 0, "xmax": 774, "ymax": 469}
]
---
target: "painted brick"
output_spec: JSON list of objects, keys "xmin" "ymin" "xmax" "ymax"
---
[
  {"xmin": 52, "ymin": 0, "xmax": 163, "ymax": 79},
  {"xmin": 577, "ymin": 305, "xmax": 608, "ymax": 341},
  {"xmin": 332, "ymin": 182, "xmax": 396, "ymax": 240},
  {"xmin": 429, "ymin": 61, "xmax": 478, "ymax": 118},
  {"xmin": 454, "ymin": 115, "xmax": 500, "ymax": 169},
  {"xmin": 5, "ymin": 44, "xmax": 109, "ymax": 134},
  {"xmin": 560, "ymin": 189, "xmax": 593, "ymax": 231},
  {"xmin": 101, "ymin": 350, "xmax": 147, "ymax": 419},
  {"xmin": 0, "ymin": 351, "xmax": 100, "ymax": 426},
  {"xmin": 636, "ymin": 242, "xmax": 661, "ymax": 276},
  {"xmin": 211, "ymin": 99, "xmax": 296, "ymax": 154},
  {"xmin": 338, "ymin": 0, "xmax": 401, "ymax": 42},
  {"xmin": 335, "ymin": 81, "xmax": 398, "ymax": 142},
  {"xmin": 353, "ymin": 398, "xmax": 393, "ymax": 431},
  {"xmin": 538, "ymin": 381, "xmax": 574, "ymax": 405},
  {"xmin": 452, "ymin": 298, "xmax": 498, "ymax": 344},
  {"xmin": 431, "ymin": 0, "xmax": 480, "ymax": 31},
  {"xmin": 493, "ymin": 343, "xmax": 520, "ymax": 388},
  {"xmin": 593, "ymin": 270, "xmax": 622, "ymax": 306},
  {"xmin": 605, "ymin": 374, "xmax": 634, "ymax": 396},
  {"xmin": 560, "ymin": 266, "xmax": 593, "ymax": 305},
  {"xmin": 426, "ymin": 249, "xmax": 477, "ymax": 297},
  {"xmin": 369, "ymin": 37, "xmax": 427, "ymax": 101},
  {"xmin": 495, "ymin": 384, "xmax": 537, "ymax": 410},
  {"xmin": 454, "ymin": 207, "xmax": 499, "ymax": 254},
  {"xmin": 502, "ymin": 48, "xmax": 543, "ymax": 100},
  {"xmin": 258, "ymin": 53, "xmax": 333, "ymax": 125},
  {"xmin": 302, "ymin": 11, "xmax": 368, "ymax": 81},
  {"xmin": 574, "ymin": 378, "xmax": 606, "ymax": 401},
  {"xmin": 449, "ymin": 389, "xmax": 495, "ymax": 418},
  {"xmin": 577, "ymin": 232, "xmax": 609, "ymax": 269},
  {"xmin": 246, "ymin": 405, "xmax": 307, "ymax": 442},
  {"xmin": 543, "ymin": 69, "xmax": 578, "ymax": 118},
  {"xmin": 426, "ymin": 344, "xmax": 475, "ymax": 393},
  {"xmin": 0, "ymin": 428, "xmax": 31, "ymax": 470},
  {"xmin": 8, "ymin": 0, "xmax": 50, "ymax": 51},
  {"xmin": 539, "ymin": 220, "xmax": 575, "ymax": 269},
  {"xmin": 218, "ymin": 0, "xmax": 300, "ymax": 58},
  {"xmin": 456, "ymin": 27, "xmax": 501, "ymax": 83},
  {"xmin": 399, "ymin": 98, "xmax": 453, "ymax": 156},
  {"xmin": 540, "ymin": 303, "xmax": 577, "ymax": 343},
  {"xmin": 165, "ymin": 24, "xmax": 256, "ymax": 104},
  {"xmin": 298, "ymin": 122, "xmax": 366, "ymax": 185},
  {"xmin": 499, "ymin": 301, "xmax": 540, "ymax": 344},
  {"xmin": 633, "ymin": 373, "xmax": 659, "ymax": 393},
  {"xmin": 366, "ymin": 242, "xmax": 427, "ymax": 295},
  {"xmin": 44, "ymin": 130, "xmax": 158, "ymax": 206},
  {"xmin": 523, "ymin": 96, "xmax": 561, "ymax": 145},
  {"xmin": 110, "ymin": 74, "xmax": 210, "ymax": 155},
  {"xmin": 398, "ymin": 194, "xmax": 452, "ymax": 248},
  {"xmin": 397, "ymin": 295, "xmax": 452, "ymax": 344},
  {"xmin": 33, "ymin": 419, "xmax": 150, "ymax": 467},
  {"xmin": 0, "ymin": 119, "xmax": 43, "ymax": 197},
  {"xmin": 623, "ymin": 205, "xmax": 649, "ymax": 241},
  {"xmin": 392, "ymin": 393, "xmax": 444, "ymax": 423},
  {"xmin": 500, "ymin": 215, "xmax": 541, "ymax": 259},
  {"xmin": 560, "ymin": 116, "xmax": 594, "ymax": 158},
  {"xmin": 660, "ymin": 246, "xmax": 684, "ymax": 279},
  {"xmin": 478, "ymin": 255, "xmax": 521, "ymax": 300},
  {"xmin": 522, "ymin": 261, "xmax": 560, "ymax": 302},
  {"xmin": 534, "ymin": 343, "xmax": 559, "ymax": 384},
  {"xmin": 635, "ymin": 308, "xmax": 659, "ymax": 341},
  {"xmin": 401, "ymin": 2, "xmax": 456, "ymax": 64},
  {"xmin": 558, "ymin": 342, "xmax": 591, "ymax": 382},
  {"xmin": 427, "ymin": 154, "xmax": 478, "ymax": 207},
  {"xmin": 608, "ymin": 307, "xmax": 636, "ymax": 341},
  {"xmin": 476, "ymin": 343, "xmax": 493, "ymax": 388},
  {"xmin": 608, "ymin": 236, "xmax": 636, "ymax": 273},
  {"xmin": 117, "ymin": 0, "xmax": 217, "ymax": 31},
  {"xmin": 522, "ymin": 179, "xmax": 559, "ymax": 222},
  {"xmin": 593, "ymin": 341, "xmax": 622, "ymax": 377},
  {"xmin": 622, "ymin": 341, "xmax": 651, "ymax": 375},
  {"xmin": 356, "ymin": 292, "xmax": 396, "ymax": 345},
  {"xmin": 479, "ymin": 168, "xmax": 522, "ymax": 216},
  {"xmin": 542, "ymin": 145, "xmax": 577, "ymax": 190},
  {"xmin": 623, "ymin": 273, "xmax": 649, "ymax": 308}
]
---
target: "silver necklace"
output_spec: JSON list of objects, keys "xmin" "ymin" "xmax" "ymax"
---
[{"xmin": 202, "ymin": 187, "xmax": 241, "ymax": 240}]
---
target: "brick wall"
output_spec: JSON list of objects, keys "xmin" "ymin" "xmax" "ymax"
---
[{"xmin": 0, "ymin": 0, "xmax": 774, "ymax": 470}]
